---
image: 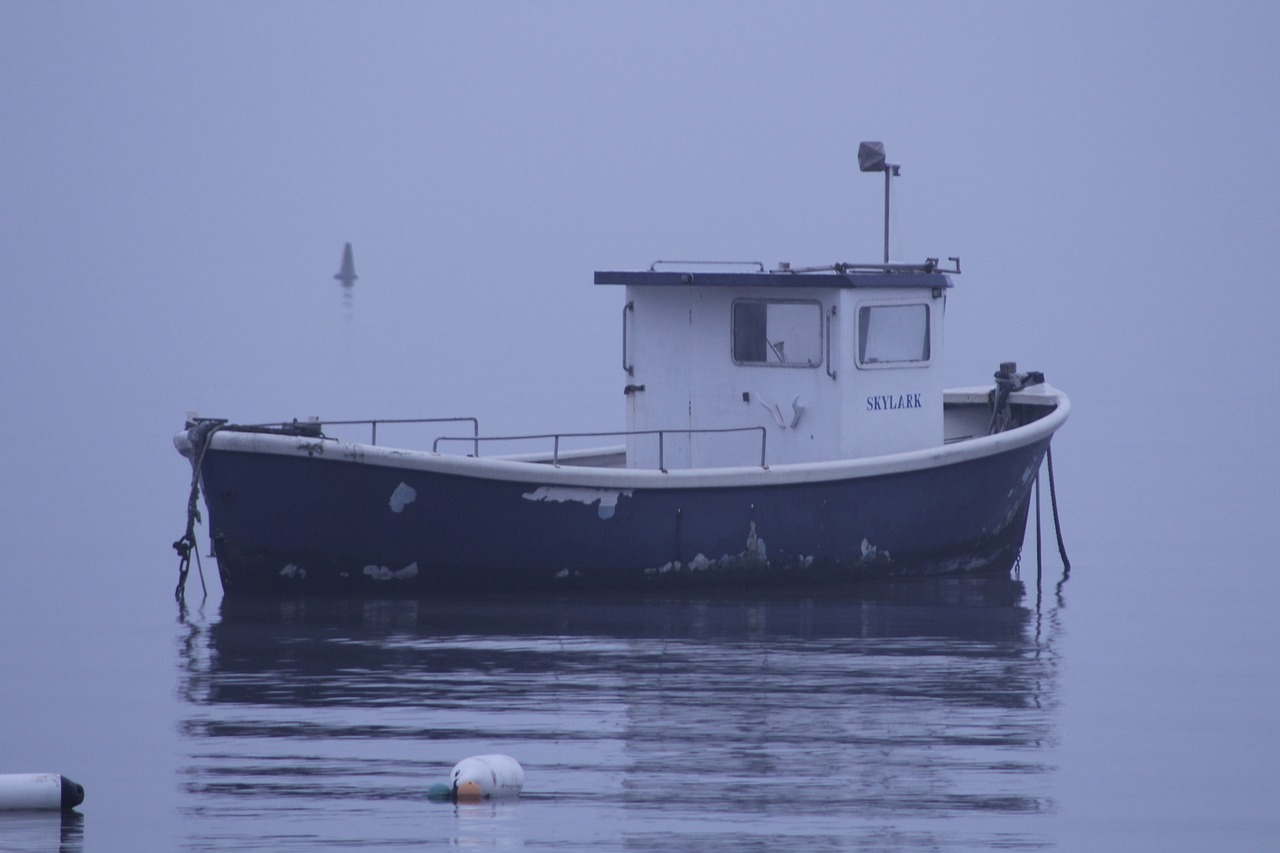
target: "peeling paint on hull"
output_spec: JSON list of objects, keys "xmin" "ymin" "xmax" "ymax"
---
[
  {"xmin": 197, "ymin": 435, "xmax": 1050, "ymax": 595},
  {"xmin": 522, "ymin": 485, "xmax": 633, "ymax": 520}
]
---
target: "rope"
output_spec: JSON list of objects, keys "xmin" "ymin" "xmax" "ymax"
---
[
  {"xmin": 1035, "ymin": 471, "xmax": 1043, "ymax": 598},
  {"xmin": 173, "ymin": 420, "xmax": 224, "ymax": 603},
  {"xmin": 988, "ymin": 365, "xmax": 1047, "ymax": 435},
  {"xmin": 1046, "ymin": 444, "xmax": 1070, "ymax": 571}
]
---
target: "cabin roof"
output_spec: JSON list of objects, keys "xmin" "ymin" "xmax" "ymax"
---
[{"xmin": 594, "ymin": 264, "xmax": 954, "ymax": 289}]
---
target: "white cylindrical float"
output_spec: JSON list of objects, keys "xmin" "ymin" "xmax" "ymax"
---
[
  {"xmin": 449, "ymin": 754, "xmax": 524, "ymax": 801},
  {"xmin": 0, "ymin": 774, "xmax": 85, "ymax": 810}
]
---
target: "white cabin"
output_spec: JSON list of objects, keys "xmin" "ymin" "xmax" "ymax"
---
[{"xmin": 594, "ymin": 263, "xmax": 954, "ymax": 469}]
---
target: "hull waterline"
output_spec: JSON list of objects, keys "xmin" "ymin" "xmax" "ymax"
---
[{"xmin": 179, "ymin": 390, "xmax": 1066, "ymax": 595}]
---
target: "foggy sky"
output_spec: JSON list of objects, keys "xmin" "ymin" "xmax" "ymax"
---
[
  {"xmin": 4, "ymin": 4, "xmax": 1277, "ymax": 449},
  {"xmin": 2, "ymin": 2, "xmax": 1279, "ymax": 843}
]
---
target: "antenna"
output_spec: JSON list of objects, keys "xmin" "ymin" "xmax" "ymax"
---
[{"xmin": 857, "ymin": 142, "xmax": 900, "ymax": 264}]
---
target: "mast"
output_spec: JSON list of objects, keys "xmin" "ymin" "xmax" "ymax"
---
[{"xmin": 857, "ymin": 142, "xmax": 900, "ymax": 264}]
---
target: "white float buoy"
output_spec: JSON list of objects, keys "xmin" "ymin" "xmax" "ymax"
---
[
  {"xmin": 0, "ymin": 774, "xmax": 85, "ymax": 810},
  {"xmin": 447, "ymin": 754, "xmax": 524, "ymax": 801}
]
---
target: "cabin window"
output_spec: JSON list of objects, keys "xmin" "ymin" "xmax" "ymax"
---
[
  {"xmin": 732, "ymin": 299, "xmax": 822, "ymax": 367},
  {"xmin": 857, "ymin": 303, "xmax": 931, "ymax": 366}
]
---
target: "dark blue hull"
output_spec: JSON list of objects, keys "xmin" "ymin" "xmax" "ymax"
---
[{"xmin": 195, "ymin": 436, "xmax": 1050, "ymax": 595}]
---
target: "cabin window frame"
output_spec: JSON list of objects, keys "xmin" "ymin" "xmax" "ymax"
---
[
  {"xmin": 854, "ymin": 300, "xmax": 933, "ymax": 369},
  {"xmin": 730, "ymin": 298, "xmax": 824, "ymax": 368}
]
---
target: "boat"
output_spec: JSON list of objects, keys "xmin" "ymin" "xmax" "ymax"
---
[{"xmin": 173, "ymin": 145, "xmax": 1069, "ymax": 596}]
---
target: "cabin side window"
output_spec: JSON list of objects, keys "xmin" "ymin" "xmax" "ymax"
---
[
  {"xmin": 731, "ymin": 299, "xmax": 822, "ymax": 367},
  {"xmin": 857, "ymin": 303, "xmax": 931, "ymax": 366}
]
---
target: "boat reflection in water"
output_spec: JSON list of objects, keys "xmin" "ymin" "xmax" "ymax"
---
[{"xmin": 177, "ymin": 577, "xmax": 1062, "ymax": 851}]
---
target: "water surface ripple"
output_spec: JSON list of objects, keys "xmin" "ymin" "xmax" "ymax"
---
[{"xmin": 176, "ymin": 578, "xmax": 1060, "ymax": 850}]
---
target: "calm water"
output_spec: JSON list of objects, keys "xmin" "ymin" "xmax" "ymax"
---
[
  {"xmin": 3, "ymin": 399, "xmax": 1280, "ymax": 851},
  {"xmin": 5, "ymin": 573, "xmax": 1069, "ymax": 852},
  {"xmin": 176, "ymin": 582, "xmax": 1059, "ymax": 851}
]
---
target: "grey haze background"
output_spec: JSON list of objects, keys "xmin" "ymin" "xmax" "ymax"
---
[{"xmin": 2, "ymin": 1, "xmax": 1279, "ymax": 848}]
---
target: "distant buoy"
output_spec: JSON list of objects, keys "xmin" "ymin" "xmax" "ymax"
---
[
  {"xmin": 0, "ymin": 774, "xmax": 84, "ymax": 810},
  {"xmin": 334, "ymin": 242, "xmax": 357, "ymax": 287},
  {"xmin": 436, "ymin": 754, "xmax": 523, "ymax": 801}
]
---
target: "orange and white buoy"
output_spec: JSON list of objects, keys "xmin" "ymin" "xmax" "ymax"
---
[{"xmin": 427, "ymin": 754, "xmax": 524, "ymax": 802}]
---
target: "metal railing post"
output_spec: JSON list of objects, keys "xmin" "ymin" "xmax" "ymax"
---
[
  {"xmin": 427, "ymin": 424, "xmax": 769, "ymax": 470},
  {"xmin": 825, "ymin": 306, "xmax": 837, "ymax": 380},
  {"xmin": 622, "ymin": 301, "xmax": 635, "ymax": 376}
]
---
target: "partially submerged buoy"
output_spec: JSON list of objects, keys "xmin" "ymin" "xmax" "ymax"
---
[
  {"xmin": 0, "ymin": 774, "xmax": 84, "ymax": 810},
  {"xmin": 428, "ymin": 754, "xmax": 524, "ymax": 802}
]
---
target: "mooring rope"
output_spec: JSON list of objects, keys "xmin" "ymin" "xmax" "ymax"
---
[
  {"xmin": 1035, "ymin": 470, "xmax": 1043, "ymax": 595},
  {"xmin": 1046, "ymin": 444, "xmax": 1070, "ymax": 570},
  {"xmin": 173, "ymin": 420, "xmax": 224, "ymax": 603}
]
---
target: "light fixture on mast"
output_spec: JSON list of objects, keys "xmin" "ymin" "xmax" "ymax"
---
[{"xmin": 857, "ymin": 141, "xmax": 900, "ymax": 264}]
